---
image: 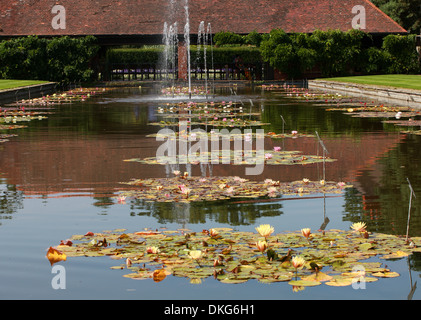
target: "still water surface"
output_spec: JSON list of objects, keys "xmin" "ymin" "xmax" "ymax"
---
[{"xmin": 0, "ymin": 84, "xmax": 420, "ymax": 299}]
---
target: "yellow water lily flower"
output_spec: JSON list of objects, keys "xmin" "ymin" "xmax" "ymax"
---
[
  {"xmin": 301, "ymin": 228, "xmax": 311, "ymax": 239},
  {"xmin": 146, "ymin": 246, "xmax": 160, "ymax": 254},
  {"xmin": 255, "ymin": 224, "xmax": 274, "ymax": 238},
  {"xmin": 291, "ymin": 256, "xmax": 306, "ymax": 269},
  {"xmin": 188, "ymin": 250, "xmax": 203, "ymax": 260},
  {"xmin": 351, "ymin": 222, "xmax": 367, "ymax": 233}
]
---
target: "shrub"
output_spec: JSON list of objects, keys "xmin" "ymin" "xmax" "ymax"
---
[
  {"xmin": 213, "ymin": 31, "xmax": 245, "ymax": 46},
  {"xmin": 381, "ymin": 34, "xmax": 420, "ymax": 74},
  {"xmin": 0, "ymin": 36, "xmax": 99, "ymax": 83}
]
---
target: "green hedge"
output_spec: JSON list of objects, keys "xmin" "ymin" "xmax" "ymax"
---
[
  {"xmin": 106, "ymin": 46, "xmax": 262, "ymax": 67},
  {"xmin": 106, "ymin": 47, "xmax": 162, "ymax": 65},
  {"xmin": 0, "ymin": 35, "xmax": 99, "ymax": 83}
]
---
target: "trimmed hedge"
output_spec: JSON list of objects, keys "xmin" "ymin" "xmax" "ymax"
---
[
  {"xmin": 106, "ymin": 47, "xmax": 162, "ymax": 65},
  {"xmin": 106, "ymin": 46, "xmax": 262, "ymax": 66}
]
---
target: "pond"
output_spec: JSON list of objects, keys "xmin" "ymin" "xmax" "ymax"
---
[{"xmin": 0, "ymin": 83, "xmax": 420, "ymax": 300}]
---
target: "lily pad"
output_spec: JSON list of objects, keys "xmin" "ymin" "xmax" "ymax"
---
[{"xmin": 288, "ymin": 279, "xmax": 322, "ymax": 287}]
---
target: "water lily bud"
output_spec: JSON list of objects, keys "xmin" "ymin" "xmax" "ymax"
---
[
  {"xmin": 256, "ymin": 240, "xmax": 268, "ymax": 253},
  {"xmin": 301, "ymin": 228, "xmax": 311, "ymax": 239}
]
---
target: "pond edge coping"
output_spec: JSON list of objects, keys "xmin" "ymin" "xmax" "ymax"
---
[
  {"xmin": 308, "ymin": 79, "xmax": 421, "ymax": 110},
  {"xmin": 0, "ymin": 82, "xmax": 57, "ymax": 105}
]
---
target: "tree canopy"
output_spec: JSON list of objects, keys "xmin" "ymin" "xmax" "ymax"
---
[{"xmin": 371, "ymin": 0, "xmax": 421, "ymax": 33}]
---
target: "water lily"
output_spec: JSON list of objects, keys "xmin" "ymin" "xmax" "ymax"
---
[
  {"xmin": 302, "ymin": 178, "xmax": 310, "ymax": 184},
  {"xmin": 255, "ymin": 224, "xmax": 274, "ymax": 238},
  {"xmin": 189, "ymin": 250, "xmax": 203, "ymax": 266},
  {"xmin": 301, "ymin": 228, "xmax": 311, "ymax": 239},
  {"xmin": 273, "ymin": 146, "xmax": 281, "ymax": 152},
  {"xmin": 188, "ymin": 250, "xmax": 203, "ymax": 260},
  {"xmin": 267, "ymin": 187, "xmax": 278, "ymax": 197},
  {"xmin": 265, "ymin": 153, "xmax": 273, "ymax": 160},
  {"xmin": 181, "ymin": 187, "xmax": 191, "ymax": 197},
  {"xmin": 209, "ymin": 228, "xmax": 219, "ymax": 238},
  {"xmin": 292, "ymin": 255, "xmax": 305, "ymax": 270},
  {"xmin": 256, "ymin": 240, "xmax": 268, "ymax": 253},
  {"xmin": 146, "ymin": 246, "xmax": 160, "ymax": 254},
  {"xmin": 291, "ymin": 130, "xmax": 298, "ymax": 135},
  {"xmin": 173, "ymin": 170, "xmax": 180, "ymax": 176},
  {"xmin": 225, "ymin": 187, "xmax": 234, "ymax": 195},
  {"xmin": 320, "ymin": 180, "xmax": 325, "ymax": 186},
  {"xmin": 350, "ymin": 222, "xmax": 367, "ymax": 233},
  {"xmin": 117, "ymin": 195, "xmax": 126, "ymax": 204}
]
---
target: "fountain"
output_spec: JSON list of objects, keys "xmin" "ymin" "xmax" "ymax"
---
[
  {"xmin": 162, "ymin": 22, "xmax": 178, "ymax": 96},
  {"xmin": 196, "ymin": 21, "xmax": 214, "ymax": 99},
  {"xmin": 160, "ymin": 0, "xmax": 216, "ymax": 101},
  {"xmin": 183, "ymin": 0, "xmax": 192, "ymax": 99}
]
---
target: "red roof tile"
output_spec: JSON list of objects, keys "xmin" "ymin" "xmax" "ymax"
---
[{"xmin": 0, "ymin": 0, "xmax": 407, "ymax": 37}]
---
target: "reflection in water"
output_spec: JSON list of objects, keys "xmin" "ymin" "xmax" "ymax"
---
[
  {"xmin": 0, "ymin": 182, "xmax": 23, "ymax": 225},
  {"xmin": 128, "ymin": 198, "xmax": 284, "ymax": 226},
  {"xmin": 0, "ymin": 86, "xmax": 420, "ymax": 236}
]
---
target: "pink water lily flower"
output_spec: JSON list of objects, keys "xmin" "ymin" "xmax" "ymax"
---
[{"xmin": 273, "ymin": 146, "xmax": 281, "ymax": 152}]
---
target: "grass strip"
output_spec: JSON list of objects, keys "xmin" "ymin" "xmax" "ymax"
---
[{"xmin": 319, "ymin": 75, "xmax": 421, "ymax": 91}]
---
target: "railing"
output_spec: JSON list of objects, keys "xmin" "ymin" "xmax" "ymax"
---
[{"xmin": 107, "ymin": 63, "xmax": 266, "ymax": 81}]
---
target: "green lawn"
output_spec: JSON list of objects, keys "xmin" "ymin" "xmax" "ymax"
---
[
  {"xmin": 319, "ymin": 75, "xmax": 421, "ymax": 91},
  {"xmin": 0, "ymin": 79, "xmax": 51, "ymax": 91}
]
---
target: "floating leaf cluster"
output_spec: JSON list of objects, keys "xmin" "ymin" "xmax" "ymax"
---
[
  {"xmin": 124, "ymin": 150, "xmax": 335, "ymax": 167},
  {"xmin": 48, "ymin": 226, "xmax": 421, "ymax": 288},
  {"xmin": 156, "ymin": 100, "xmax": 244, "ymax": 114},
  {"xmin": 118, "ymin": 176, "xmax": 349, "ymax": 203},
  {"xmin": 145, "ymin": 131, "xmax": 315, "ymax": 141},
  {"xmin": 161, "ymin": 86, "xmax": 210, "ymax": 96},
  {"xmin": 343, "ymin": 111, "xmax": 419, "ymax": 118},
  {"xmin": 0, "ymin": 133, "xmax": 18, "ymax": 143},
  {"xmin": 6, "ymin": 87, "xmax": 114, "ymax": 107},
  {"xmin": 149, "ymin": 119, "xmax": 269, "ymax": 127}
]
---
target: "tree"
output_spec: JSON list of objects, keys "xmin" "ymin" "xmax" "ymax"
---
[
  {"xmin": 371, "ymin": 0, "xmax": 421, "ymax": 33},
  {"xmin": 260, "ymin": 29, "xmax": 316, "ymax": 78}
]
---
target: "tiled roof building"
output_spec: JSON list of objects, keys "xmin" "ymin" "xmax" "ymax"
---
[{"xmin": 0, "ymin": 0, "xmax": 407, "ymax": 40}]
